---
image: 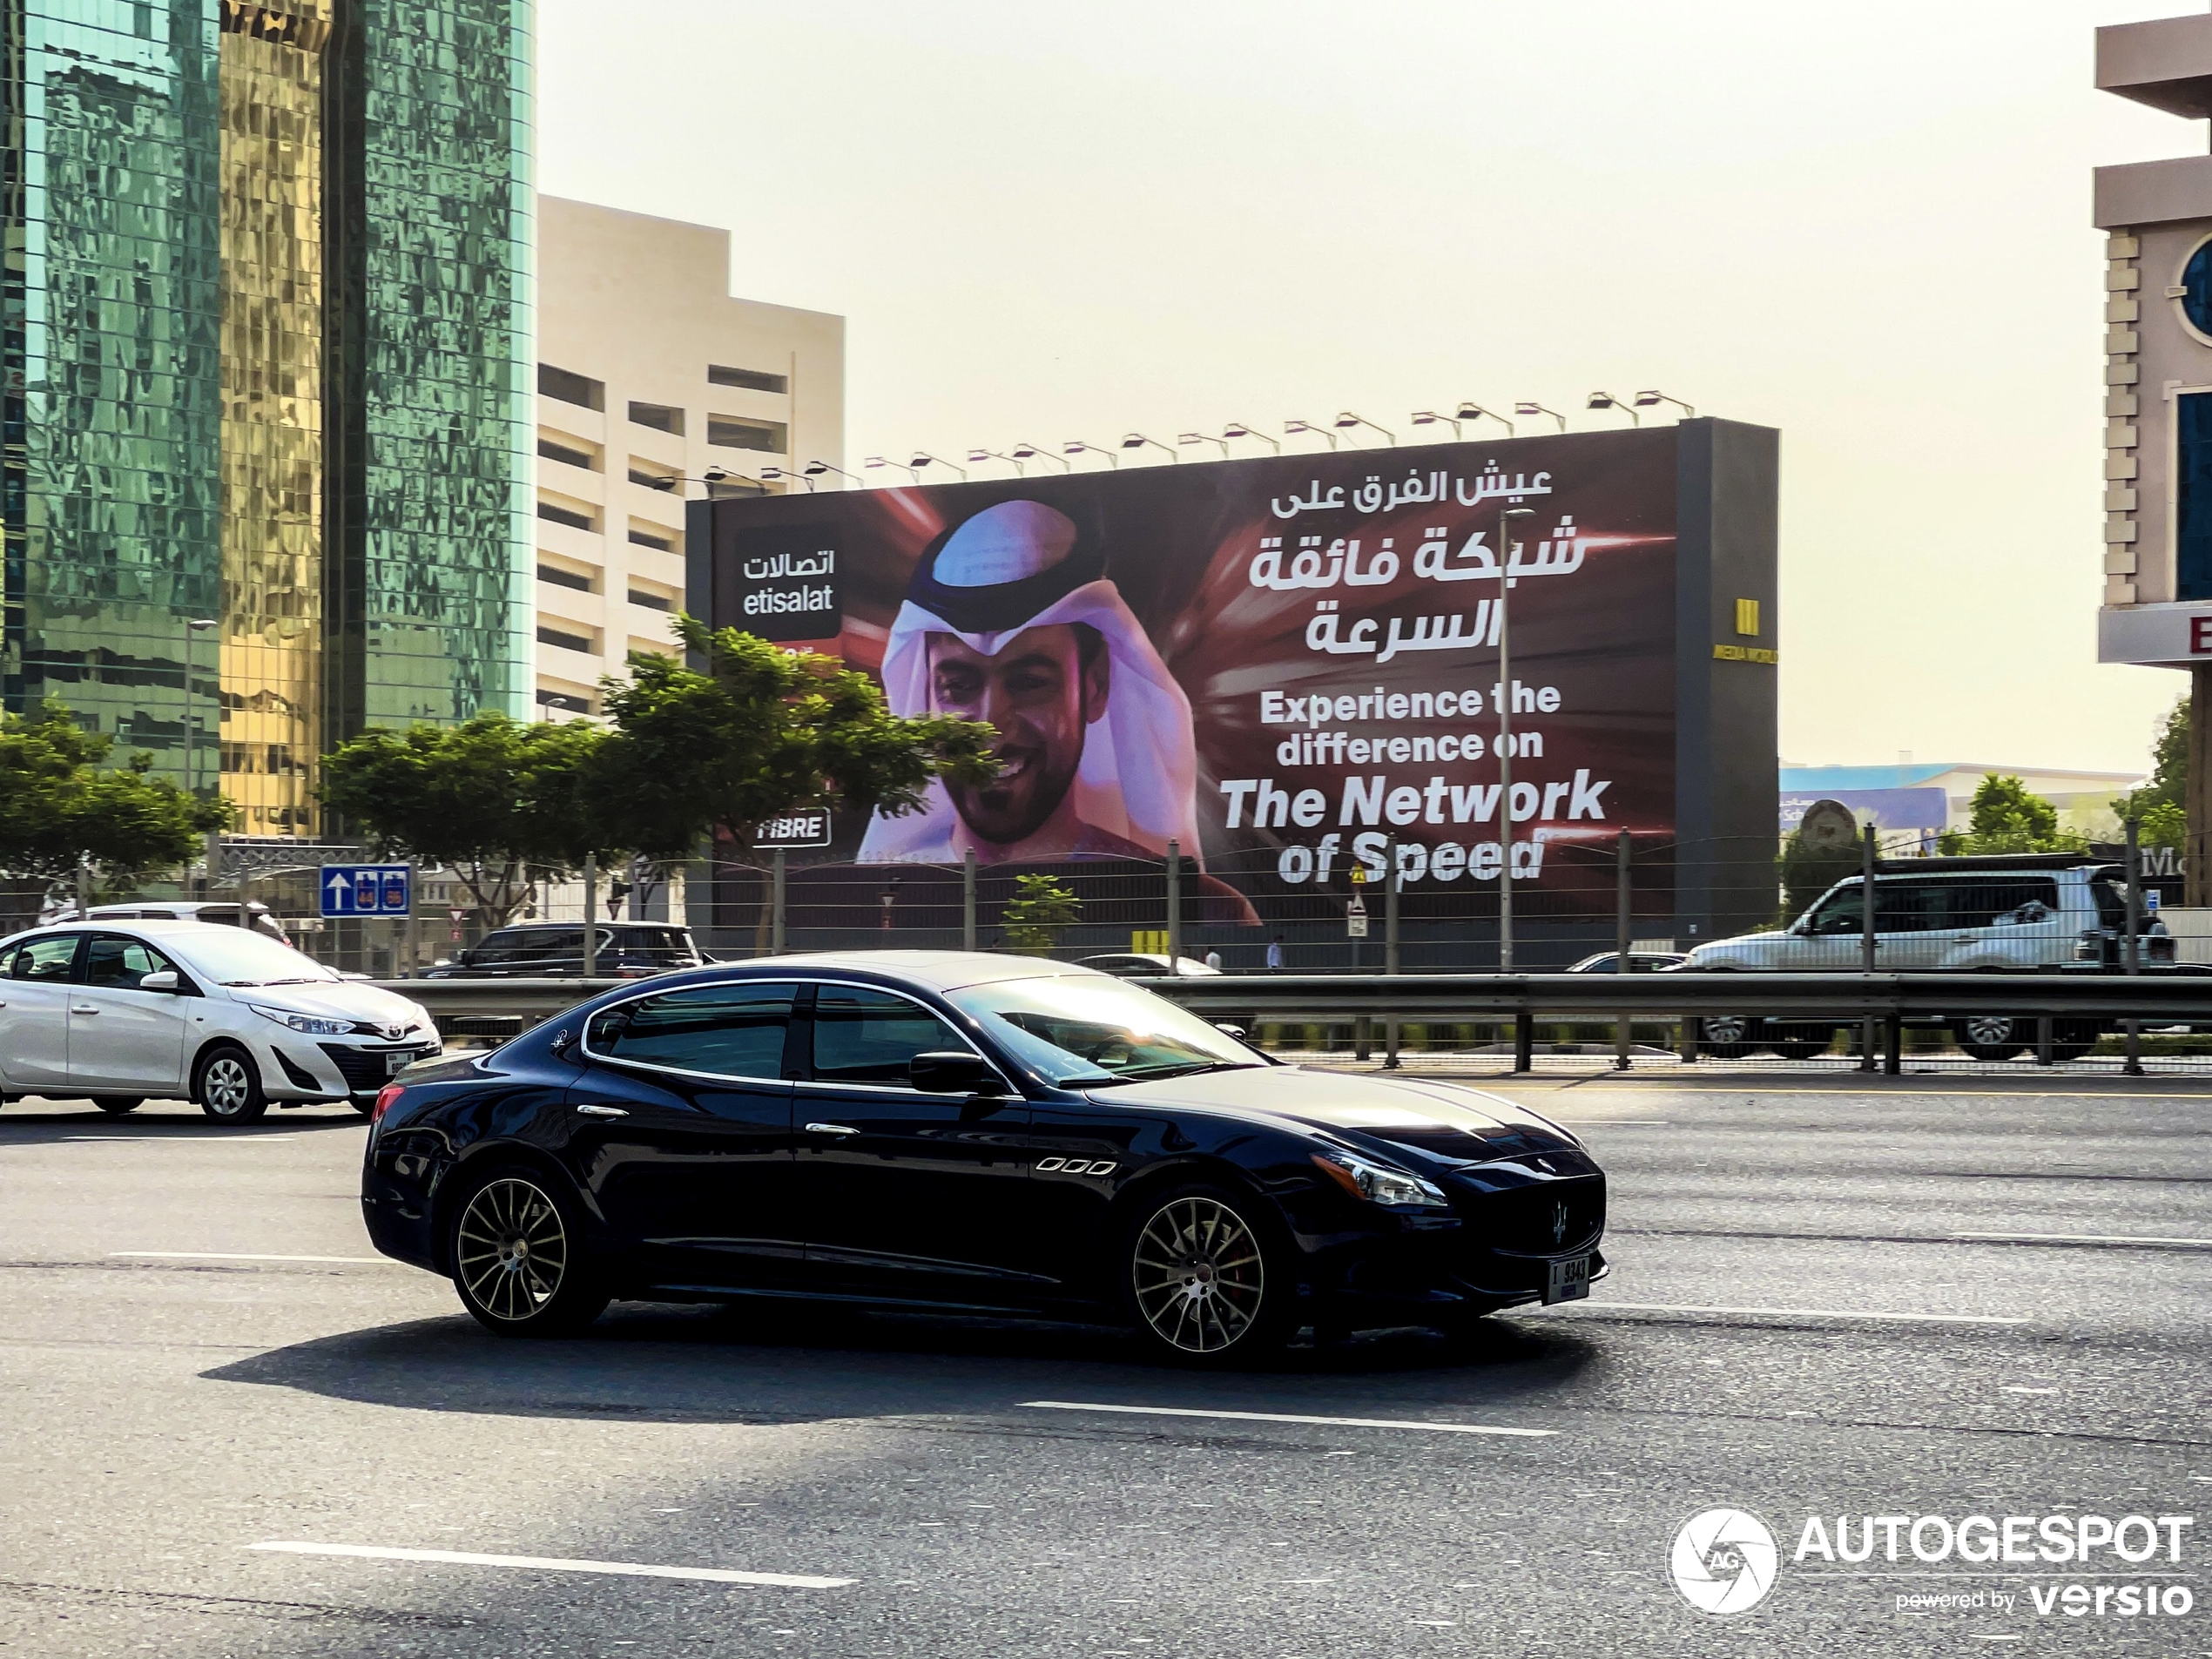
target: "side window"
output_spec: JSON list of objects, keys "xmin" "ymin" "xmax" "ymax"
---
[
  {"xmin": 1806, "ymin": 887, "xmax": 1863, "ymax": 934},
  {"xmin": 470, "ymin": 930, "xmax": 525, "ymax": 965},
  {"xmin": 82, "ymin": 934, "xmax": 176, "ymax": 989},
  {"xmin": 810, "ymin": 987, "xmax": 967, "ymax": 1087},
  {"xmin": 6, "ymin": 936, "xmax": 81, "ymax": 981},
  {"xmin": 1873, "ymin": 880, "xmax": 1944, "ymax": 934},
  {"xmin": 589, "ymin": 981, "xmax": 796, "ymax": 1078},
  {"xmin": 519, "ymin": 929, "xmax": 583, "ymax": 962}
]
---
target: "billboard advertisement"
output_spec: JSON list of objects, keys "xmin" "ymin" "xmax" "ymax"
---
[{"xmin": 691, "ymin": 424, "xmax": 1777, "ymax": 941}]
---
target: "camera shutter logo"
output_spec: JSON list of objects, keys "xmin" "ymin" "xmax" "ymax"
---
[{"xmin": 1669, "ymin": 1507, "xmax": 1778, "ymax": 1615}]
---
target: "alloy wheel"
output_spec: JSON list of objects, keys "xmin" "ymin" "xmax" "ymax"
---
[
  {"xmin": 455, "ymin": 1177, "xmax": 570, "ymax": 1323},
  {"xmin": 1962, "ymin": 1015, "xmax": 2018, "ymax": 1048},
  {"xmin": 1701, "ymin": 1016, "xmax": 1750, "ymax": 1046},
  {"xmin": 1131, "ymin": 1196, "xmax": 1266, "ymax": 1354}
]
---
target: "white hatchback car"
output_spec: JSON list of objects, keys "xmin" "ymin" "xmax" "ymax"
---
[{"xmin": 0, "ymin": 921, "xmax": 440, "ymax": 1123}]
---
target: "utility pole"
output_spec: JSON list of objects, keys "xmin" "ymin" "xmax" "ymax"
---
[{"xmin": 1497, "ymin": 505, "xmax": 1535, "ymax": 968}]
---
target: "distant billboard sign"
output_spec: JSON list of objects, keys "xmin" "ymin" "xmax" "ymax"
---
[
  {"xmin": 691, "ymin": 424, "xmax": 1777, "ymax": 928},
  {"xmin": 1780, "ymin": 788, "xmax": 1949, "ymax": 834}
]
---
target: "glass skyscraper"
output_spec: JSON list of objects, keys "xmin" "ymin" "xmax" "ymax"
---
[{"xmin": 2, "ymin": 0, "xmax": 531, "ymax": 838}]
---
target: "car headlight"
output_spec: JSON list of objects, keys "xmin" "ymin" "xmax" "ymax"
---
[
  {"xmin": 1312, "ymin": 1149, "xmax": 1450, "ymax": 1209},
  {"xmin": 249, "ymin": 1005, "xmax": 354, "ymax": 1036}
]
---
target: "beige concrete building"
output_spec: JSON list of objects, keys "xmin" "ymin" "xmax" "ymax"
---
[{"xmin": 531, "ymin": 199, "xmax": 846, "ymax": 717}]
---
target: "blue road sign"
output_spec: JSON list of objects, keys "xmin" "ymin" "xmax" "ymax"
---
[{"xmin": 321, "ymin": 864, "xmax": 412, "ymax": 918}]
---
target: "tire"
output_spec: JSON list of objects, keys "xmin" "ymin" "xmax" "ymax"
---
[
  {"xmin": 91, "ymin": 1097, "xmax": 144, "ymax": 1116},
  {"xmin": 194, "ymin": 1044, "xmax": 268, "ymax": 1123},
  {"xmin": 1120, "ymin": 1184, "xmax": 1297, "ymax": 1366},
  {"xmin": 447, "ymin": 1165, "xmax": 609, "ymax": 1337},
  {"xmin": 2049, "ymin": 1019, "xmax": 2103, "ymax": 1063},
  {"xmin": 1951, "ymin": 1015, "xmax": 2029, "ymax": 1063},
  {"xmin": 1697, "ymin": 1015, "xmax": 1753, "ymax": 1060}
]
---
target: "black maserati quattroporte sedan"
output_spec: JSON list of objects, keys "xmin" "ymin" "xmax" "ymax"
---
[{"xmin": 362, "ymin": 953, "xmax": 1607, "ymax": 1363}]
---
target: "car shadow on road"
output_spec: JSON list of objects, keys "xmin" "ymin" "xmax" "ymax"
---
[
  {"xmin": 0, "ymin": 1103, "xmax": 366, "ymax": 1142},
  {"xmin": 199, "ymin": 1298, "xmax": 1604, "ymax": 1427}
]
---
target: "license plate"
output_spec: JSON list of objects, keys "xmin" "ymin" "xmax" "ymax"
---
[
  {"xmin": 384, "ymin": 1049, "xmax": 416, "ymax": 1076},
  {"xmin": 1544, "ymin": 1254, "xmax": 1593, "ymax": 1305}
]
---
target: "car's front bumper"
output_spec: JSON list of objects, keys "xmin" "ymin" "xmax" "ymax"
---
[{"xmin": 245, "ymin": 1029, "xmax": 442, "ymax": 1103}]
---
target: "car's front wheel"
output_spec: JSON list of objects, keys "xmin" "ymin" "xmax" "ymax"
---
[
  {"xmin": 1952, "ymin": 1015, "xmax": 2030, "ymax": 1062},
  {"xmin": 1696, "ymin": 1015, "xmax": 1753, "ymax": 1059},
  {"xmin": 1121, "ymin": 1184, "xmax": 1295, "ymax": 1366},
  {"xmin": 448, "ymin": 1166, "xmax": 608, "ymax": 1337},
  {"xmin": 194, "ymin": 1044, "xmax": 267, "ymax": 1123}
]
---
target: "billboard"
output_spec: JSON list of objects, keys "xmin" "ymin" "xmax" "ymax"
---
[{"xmin": 689, "ymin": 422, "xmax": 1777, "ymax": 941}]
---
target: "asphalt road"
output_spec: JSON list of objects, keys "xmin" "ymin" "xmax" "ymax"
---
[{"xmin": 0, "ymin": 1074, "xmax": 2207, "ymax": 1657}]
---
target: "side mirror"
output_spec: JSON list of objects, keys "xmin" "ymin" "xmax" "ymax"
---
[
  {"xmin": 138, "ymin": 969, "xmax": 179, "ymax": 993},
  {"xmin": 909, "ymin": 1050, "xmax": 1011, "ymax": 1096},
  {"xmin": 1211, "ymin": 1022, "xmax": 1249, "ymax": 1041}
]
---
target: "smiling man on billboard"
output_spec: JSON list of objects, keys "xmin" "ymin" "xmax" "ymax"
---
[{"xmin": 860, "ymin": 499, "xmax": 1204, "ymax": 865}]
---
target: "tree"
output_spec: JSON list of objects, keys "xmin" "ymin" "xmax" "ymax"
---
[
  {"xmin": 2141, "ymin": 798, "xmax": 2188, "ymax": 853},
  {"xmin": 318, "ymin": 712, "xmax": 617, "ymax": 928},
  {"xmin": 1777, "ymin": 827, "xmax": 1861, "ymax": 923},
  {"xmin": 1001, "ymin": 873, "xmax": 1080, "ymax": 955},
  {"xmin": 1937, "ymin": 774, "xmax": 2088, "ymax": 856},
  {"xmin": 0, "ymin": 700, "xmax": 230, "ymax": 934},
  {"xmin": 2114, "ymin": 693, "xmax": 2188, "ymax": 822},
  {"xmin": 595, "ymin": 616, "xmax": 997, "ymax": 858}
]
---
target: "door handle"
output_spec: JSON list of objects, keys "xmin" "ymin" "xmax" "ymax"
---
[
  {"xmin": 804, "ymin": 1122, "xmax": 860, "ymax": 1136},
  {"xmin": 573, "ymin": 1103, "xmax": 628, "ymax": 1117},
  {"xmin": 71, "ymin": 1005, "xmax": 100, "ymax": 1015}
]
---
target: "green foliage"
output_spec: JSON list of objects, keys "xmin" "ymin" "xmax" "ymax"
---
[
  {"xmin": 2141, "ymin": 799, "xmax": 2188, "ymax": 852},
  {"xmin": 318, "ymin": 712, "xmax": 615, "ymax": 927},
  {"xmin": 2114, "ymin": 694, "xmax": 2188, "ymax": 823},
  {"xmin": 0, "ymin": 700, "xmax": 229, "ymax": 930},
  {"xmin": 1777, "ymin": 828, "xmax": 1863, "ymax": 923},
  {"xmin": 1936, "ymin": 774, "xmax": 2088, "ymax": 856},
  {"xmin": 595, "ymin": 616, "xmax": 998, "ymax": 858},
  {"xmin": 1000, "ymin": 873, "xmax": 1081, "ymax": 955}
]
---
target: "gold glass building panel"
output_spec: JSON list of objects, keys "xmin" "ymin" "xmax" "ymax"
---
[{"xmin": 218, "ymin": 0, "xmax": 327, "ymax": 834}]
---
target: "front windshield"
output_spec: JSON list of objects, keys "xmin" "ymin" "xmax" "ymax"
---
[
  {"xmin": 167, "ymin": 928, "xmax": 338, "ymax": 988},
  {"xmin": 948, "ymin": 974, "xmax": 1264, "ymax": 1087}
]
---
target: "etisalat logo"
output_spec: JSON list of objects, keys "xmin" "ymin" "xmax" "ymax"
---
[{"xmin": 1669, "ymin": 1507, "xmax": 2197, "ymax": 1620}]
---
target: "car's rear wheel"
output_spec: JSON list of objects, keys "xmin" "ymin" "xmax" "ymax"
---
[
  {"xmin": 194, "ymin": 1044, "xmax": 267, "ymax": 1123},
  {"xmin": 1952, "ymin": 1015, "xmax": 2030, "ymax": 1062},
  {"xmin": 448, "ymin": 1166, "xmax": 608, "ymax": 1337},
  {"xmin": 91, "ymin": 1097, "xmax": 143, "ymax": 1116},
  {"xmin": 1696, "ymin": 1015, "xmax": 1753, "ymax": 1059},
  {"xmin": 1121, "ymin": 1184, "xmax": 1295, "ymax": 1366}
]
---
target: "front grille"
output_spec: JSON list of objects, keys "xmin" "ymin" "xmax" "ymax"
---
[
  {"xmin": 1474, "ymin": 1177, "xmax": 1606, "ymax": 1257},
  {"xmin": 318, "ymin": 1042, "xmax": 421, "ymax": 1092}
]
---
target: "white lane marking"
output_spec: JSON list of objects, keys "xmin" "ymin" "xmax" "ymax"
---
[
  {"xmin": 113, "ymin": 1251, "xmax": 389, "ymax": 1264},
  {"xmin": 1952, "ymin": 1230, "xmax": 2212, "ymax": 1249},
  {"xmin": 1524, "ymin": 1300, "xmax": 2028, "ymax": 1326},
  {"xmin": 2003, "ymin": 1386, "xmax": 2058, "ymax": 1395},
  {"xmin": 1018, "ymin": 1400, "xmax": 1555, "ymax": 1437},
  {"xmin": 246, "ymin": 1541, "xmax": 851, "ymax": 1588}
]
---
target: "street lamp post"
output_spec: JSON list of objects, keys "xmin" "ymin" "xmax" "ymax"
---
[
  {"xmin": 1497, "ymin": 507, "xmax": 1535, "ymax": 968},
  {"xmin": 1220, "ymin": 421, "xmax": 1280, "ymax": 454}
]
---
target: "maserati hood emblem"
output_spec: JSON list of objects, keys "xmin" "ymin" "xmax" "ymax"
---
[{"xmin": 1551, "ymin": 1199, "xmax": 1571, "ymax": 1245}]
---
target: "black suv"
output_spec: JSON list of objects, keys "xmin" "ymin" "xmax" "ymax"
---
[{"xmin": 420, "ymin": 922, "xmax": 705, "ymax": 980}]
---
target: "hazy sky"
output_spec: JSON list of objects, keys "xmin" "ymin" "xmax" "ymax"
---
[{"xmin": 541, "ymin": 0, "xmax": 2200, "ymax": 778}]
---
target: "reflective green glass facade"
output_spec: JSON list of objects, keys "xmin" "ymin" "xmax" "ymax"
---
[{"xmin": 2, "ymin": 0, "xmax": 530, "ymax": 836}]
